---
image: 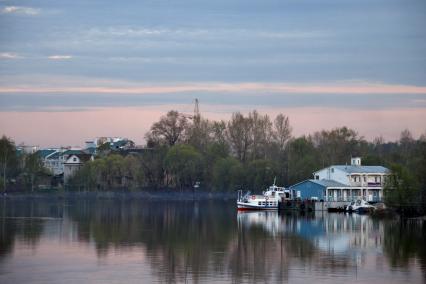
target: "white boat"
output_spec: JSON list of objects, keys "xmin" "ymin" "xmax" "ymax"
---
[
  {"xmin": 345, "ymin": 199, "xmax": 376, "ymax": 213},
  {"xmin": 237, "ymin": 182, "xmax": 291, "ymax": 210}
]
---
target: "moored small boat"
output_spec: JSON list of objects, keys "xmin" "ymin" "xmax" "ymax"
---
[
  {"xmin": 237, "ymin": 182, "xmax": 292, "ymax": 210},
  {"xmin": 346, "ymin": 199, "xmax": 376, "ymax": 213}
]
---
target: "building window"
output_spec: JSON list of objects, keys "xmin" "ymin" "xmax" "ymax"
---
[
  {"xmin": 364, "ymin": 176, "xmax": 366, "ymax": 182},
  {"xmin": 315, "ymin": 175, "xmax": 319, "ymax": 180},
  {"xmin": 73, "ymin": 157, "xmax": 77, "ymax": 162},
  {"xmin": 331, "ymin": 168, "xmax": 334, "ymax": 173}
]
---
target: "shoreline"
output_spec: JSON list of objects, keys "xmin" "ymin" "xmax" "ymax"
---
[{"xmin": 0, "ymin": 190, "xmax": 237, "ymax": 201}]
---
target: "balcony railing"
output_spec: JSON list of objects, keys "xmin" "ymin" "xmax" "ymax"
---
[
  {"xmin": 325, "ymin": 196, "xmax": 382, "ymax": 202},
  {"xmin": 349, "ymin": 181, "xmax": 384, "ymax": 187}
]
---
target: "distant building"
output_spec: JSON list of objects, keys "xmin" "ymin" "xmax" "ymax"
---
[
  {"xmin": 44, "ymin": 151, "xmax": 65, "ymax": 176},
  {"xmin": 84, "ymin": 137, "xmax": 135, "ymax": 154},
  {"xmin": 36, "ymin": 149, "xmax": 59, "ymax": 175},
  {"xmin": 17, "ymin": 145, "xmax": 39, "ymax": 154},
  {"xmin": 85, "ymin": 137, "xmax": 129, "ymax": 148},
  {"xmin": 63, "ymin": 153, "xmax": 94, "ymax": 183},
  {"xmin": 290, "ymin": 157, "xmax": 390, "ymax": 202}
]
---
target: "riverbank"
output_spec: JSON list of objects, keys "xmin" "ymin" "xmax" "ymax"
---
[{"xmin": 0, "ymin": 189, "xmax": 237, "ymax": 201}]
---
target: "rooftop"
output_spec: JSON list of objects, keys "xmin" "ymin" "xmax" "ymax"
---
[
  {"xmin": 290, "ymin": 179, "xmax": 350, "ymax": 188},
  {"xmin": 310, "ymin": 179, "xmax": 349, "ymax": 187},
  {"xmin": 36, "ymin": 149, "xmax": 57, "ymax": 159},
  {"xmin": 331, "ymin": 165, "xmax": 389, "ymax": 174}
]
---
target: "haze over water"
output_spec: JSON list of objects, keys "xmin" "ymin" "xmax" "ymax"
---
[{"xmin": 0, "ymin": 197, "xmax": 424, "ymax": 283}]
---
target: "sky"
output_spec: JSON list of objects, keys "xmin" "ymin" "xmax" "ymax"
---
[{"xmin": 0, "ymin": 0, "xmax": 425, "ymax": 147}]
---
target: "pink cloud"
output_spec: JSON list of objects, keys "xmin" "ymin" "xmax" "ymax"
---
[{"xmin": 1, "ymin": 82, "xmax": 426, "ymax": 95}]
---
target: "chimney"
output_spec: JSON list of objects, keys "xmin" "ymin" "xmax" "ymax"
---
[{"xmin": 351, "ymin": 157, "xmax": 361, "ymax": 166}]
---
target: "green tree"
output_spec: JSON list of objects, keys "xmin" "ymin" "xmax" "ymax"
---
[
  {"xmin": 165, "ymin": 144, "xmax": 203, "ymax": 188},
  {"xmin": 24, "ymin": 153, "xmax": 45, "ymax": 191},
  {"xmin": 287, "ymin": 136, "xmax": 320, "ymax": 185},
  {"xmin": 0, "ymin": 136, "xmax": 18, "ymax": 192},
  {"xmin": 212, "ymin": 157, "xmax": 242, "ymax": 191},
  {"xmin": 384, "ymin": 164, "xmax": 419, "ymax": 210},
  {"xmin": 139, "ymin": 146, "xmax": 167, "ymax": 187},
  {"xmin": 246, "ymin": 159, "xmax": 279, "ymax": 192}
]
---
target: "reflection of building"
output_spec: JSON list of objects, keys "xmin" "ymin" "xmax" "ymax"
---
[
  {"xmin": 238, "ymin": 211, "xmax": 384, "ymax": 255},
  {"xmin": 290, "ymin": 157, "xmax": 390, "ymax": 202}
]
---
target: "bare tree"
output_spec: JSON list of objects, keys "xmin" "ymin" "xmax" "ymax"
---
[
  {"xmin": 273, "ymin": 114, "xmax": 292, "ymax": 152},
  {"xmin": 226, "ymin": 112, "xmax": 253, "ymax": 162},
  {"xmin": 250, "ymin": 110, "xmax": 273, "ymax": 160},
  {"xmin": 211, "ymin": 120, "xmax": 227, "ymax": 145},
  {"xmin": 145, "ymin": 110, "xmax": 188, "ymax": 146}
]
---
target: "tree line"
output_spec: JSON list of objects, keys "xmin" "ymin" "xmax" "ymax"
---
[
  {"xmin": 1, "ymin": 109, "xmax": 426, "ymax": 209},
  {"xmin": 72, "ymin": 110, "xmax": 425, "ymax": 204},
  {"xmin": 0, "ymin": 136, "xmax": 47, "ymax": 192}
]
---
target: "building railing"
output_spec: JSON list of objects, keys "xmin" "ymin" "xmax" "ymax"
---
[
  {"xmin": 349, "ymin": 181, "xmax": 384, "ymax": 187},
  {"xmin": 325, "ymin": 196, "xmax": 382, "ymax": 202}
]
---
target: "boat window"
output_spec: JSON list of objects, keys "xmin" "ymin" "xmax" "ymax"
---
[{"xmin": 258, "ymin": 202, "xmax": 261, "ymax": 205}]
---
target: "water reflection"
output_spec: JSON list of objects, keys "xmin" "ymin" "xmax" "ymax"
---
[{"xmin": 0, "ymin": 198, "xmax": 424, "ymax": 283}]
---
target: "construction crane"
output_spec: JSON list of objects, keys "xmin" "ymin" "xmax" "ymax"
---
[
  {"xmin": 193, "ymin": 98, "xmax": 200, "ymax": 125},
  {"xmin": 180, "ymin": 98, "xmax": 200, "ymax": 122}
]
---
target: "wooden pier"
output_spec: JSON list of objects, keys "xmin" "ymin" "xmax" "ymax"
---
[{"xmin": 278, "ymin": 200, "xmax": 349, "ymax": 212}]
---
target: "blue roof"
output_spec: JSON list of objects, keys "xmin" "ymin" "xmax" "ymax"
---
[
  {"xmin": 290, "ymin": 179, "xmax": 349, "ymax": 189},
  {"xmin": 62, "ymin": 149, "xmax": 85, "ymax": 156},
  {"xmin": 311, "ymin": 179, "xmax": 348, "ymax": 187},
  {"xmin": 331, "ymin": 165, "xmax": 389, "ymax": 174},
  {"xmin": 46, "ymin": 151, "xmax": 61, "ymax": 160},
  {"xmin": 36, "ymin": 149, "xmax": 56, "ymax": 159},
  {"xmin": 85, "ymin": 147, "xmax": 97, "ymax": 154}
]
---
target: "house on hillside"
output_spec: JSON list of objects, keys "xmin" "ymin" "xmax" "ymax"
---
[
  {"xmin": 63, "ymin": 153, "xmax": 94, "ymax": 183},
  {"xmin": 290, "ymin": 157, "xmax": 390, "ymax": 202}
]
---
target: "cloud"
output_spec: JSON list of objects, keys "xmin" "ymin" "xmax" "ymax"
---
[
  {"xmin": 0, "ymin": 81, "xmax": 425, "ymax": 95},
  {"xmin": 84, "ymin": 27, "xmax": 330, "ymax": 41},
  {"xmin": 0, "ymin": 52, "xmax": 23, "ymax": 59},
  {"xmin": 48, "ymin": 55, "xmax": 73, "ymax": 60},
  {"xmin": 1, "ymin": 6, "xmax": 40, "ymax": 15}
]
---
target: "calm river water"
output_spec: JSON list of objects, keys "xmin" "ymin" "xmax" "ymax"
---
[{"xmin": 0, "ymin": 197, "xmax": 425, "ymax": 283}]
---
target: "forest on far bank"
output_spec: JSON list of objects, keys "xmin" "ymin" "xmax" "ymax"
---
[{"xmin": 1, "ymin": 109, "xmax": 425, "ymax": 208}]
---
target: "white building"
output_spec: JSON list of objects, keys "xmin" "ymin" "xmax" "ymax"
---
[
  {"xmin": 85, "ymin": 137, "xmax": 127, "ymax": 149},
  {"xmin": 63, "ymin": 153, "xmax": 94, "ymax": 183},
  {"xmin": 290, "ymin": 157, "xmax": 390, "ymax": 202},
  {"xmin": 44, "ymin": 150, "xmax": 65, "ymax": 175}
]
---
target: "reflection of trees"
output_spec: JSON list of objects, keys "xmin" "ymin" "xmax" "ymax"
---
[
  {"xmin": 66, "ymin": 199, "xmax": 237, "ymax": 282},
  {"xmin": 3, "ymin": 198, "xmax": 425, "ymax": 283},
  {"xmin": 383, "ymin": 220, "xmax": 426, "ymax": 279},
  {"xmin": 0, "ymin": 198, "xmax": 62, "ymax": 260}
]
